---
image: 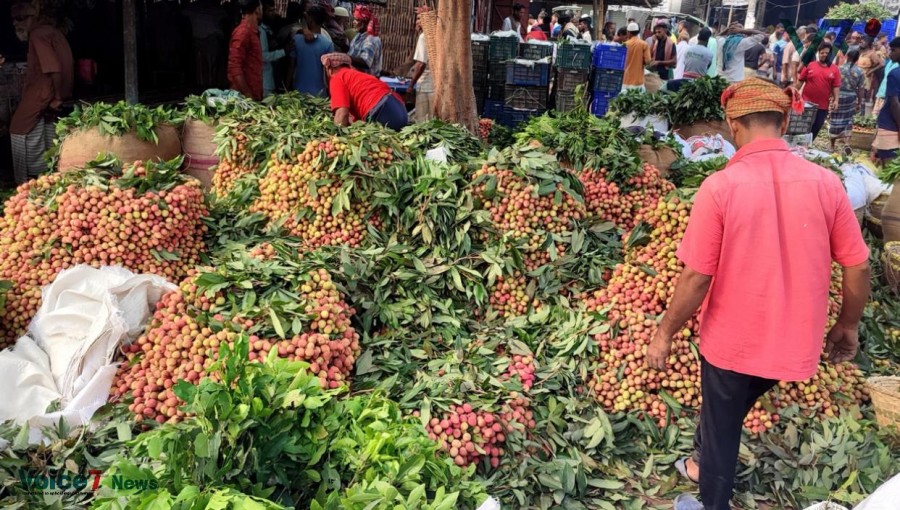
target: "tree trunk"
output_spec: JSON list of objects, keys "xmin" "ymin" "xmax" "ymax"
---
[
  {"xmin": 432, "ymin": 0, "xmax": 478, "ymax": 132},
  {"xmin": 594, "ymin": 0, "xmax": 604, "ymax": 40}
]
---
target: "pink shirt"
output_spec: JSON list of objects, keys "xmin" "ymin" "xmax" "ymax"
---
[{"xmin": 676, "ymin": 139, "xmax": 869, "ymax": 381}]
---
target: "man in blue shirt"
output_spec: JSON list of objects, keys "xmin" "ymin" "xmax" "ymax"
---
[
  {"xmin": 873, "ymin": 37, "xmax": 900, "ymax": 165},
  {"xmin": 292, "ymin": 4, "xmax": 334, "ymax": 96},
  {"xmin": 259, "ymin": 0, "xmax": 285, "ymax": 97}
]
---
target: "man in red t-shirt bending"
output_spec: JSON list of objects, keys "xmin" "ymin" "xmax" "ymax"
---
[
  {"xmin": 320, "ymin": 52, "xmax": 408, "ymax": 130},
  {"xmin": 646, "ymin": 78, "xmax": 870, "ymax": 510}
]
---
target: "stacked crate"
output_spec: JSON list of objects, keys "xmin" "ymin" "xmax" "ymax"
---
[
  {"xmin": 591, "ymin": 44, "xmax": 626, "ymax": 117},
  {"xmin": 503, "ymin": 59, "xmax": 550, "ymax": 127},
  {"xmin": 496, "ymin": 41, "xmax": 552, "ymax": 128},
  {"xmin": 472, "ymin": 37, "xmax": 490, "ymax": 115},
  {"xmin": 483, "ymin": 35, "xmax": 519, "ymax": 121},
  {"xmin": 555, "ymin": 42, "xmax": 592, "ymax": 113}
]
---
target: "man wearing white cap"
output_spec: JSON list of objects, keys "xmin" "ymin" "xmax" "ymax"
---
[
  {"xmin": 623, "ymin": 22, "xmax": 651, "ymax": 91},
  {"xmin": 334, "ymin": 6, "xmax": 354, "ymax": 43}
]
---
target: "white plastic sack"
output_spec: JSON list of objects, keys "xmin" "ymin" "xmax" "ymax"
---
[
  {"xmin": 476, "ymin": 497, "xmax": 501, "ymax": 510},
  {"xmin": 683, "ymin": 134, "xmax": 736, "ymax": 160},
  {"xmin": 853, "ymin": 473, "xmax": 900, "ymax": 510},
  {"xmin": 0, "ymin": 265, "xmax": 175, "ymax": 443},
  {"xmin": 425, "ymin": 146, "xmax": 449, "ymax": 163},
  {"xmin": 471, "ymin": 33, "xmax": 490, "ymax": 42}
]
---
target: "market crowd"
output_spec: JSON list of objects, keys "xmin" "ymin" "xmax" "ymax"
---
[{"xmin": 606, "ymin": 16, "xmax": 900, "ymax": 161}]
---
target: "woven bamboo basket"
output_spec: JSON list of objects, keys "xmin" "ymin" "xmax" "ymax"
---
[
  {"xmin": 865, "ymin": 192, "xmax": 891, "ymax": 238},
  {"xmin": 883, "ymin": 241, "xmax": 900, "ymax": 292},
  {"xmin": 867, "ymin": 376, "xmax": 900, "ymax": 428},
  {"xmin": 420, "ymin": 10, "xmax": 439, "ymax": 80}
]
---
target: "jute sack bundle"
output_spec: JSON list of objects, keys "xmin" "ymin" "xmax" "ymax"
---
[
  {"xmin": 58, "ymin": 125, "xmax": 181, "ymax": 172},
  {"xmin": 182, "ymin": 119, "xmax": 219, "ymax": 191},
  {"xmin": 644, "ymin": 73, "xmax": 664, "ymax": 94},
  {"xmin": 637, "ymin": 144, "xmax": 679, "ymax": 179},
  {"xmin": 881, "ymin": 181, "xmax": 900, "ymax": 242}
]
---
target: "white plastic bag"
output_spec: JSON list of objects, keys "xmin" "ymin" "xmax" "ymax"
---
[{"xmin": 0, "ymin": 265, "xmax": 175, "ymax": 443}]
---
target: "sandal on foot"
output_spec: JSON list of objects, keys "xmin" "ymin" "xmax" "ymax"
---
[{"xmin": 675, "ymin": 457, "xmax": 699, "ymax": 484}]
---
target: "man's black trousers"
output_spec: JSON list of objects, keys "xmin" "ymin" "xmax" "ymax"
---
[{"xmin": 690, "ymin": 357, "xmax": 778, "ymax": 510}]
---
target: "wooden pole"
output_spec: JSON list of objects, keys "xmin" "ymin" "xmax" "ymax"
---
[
  {"xmin": 123, "ymin": 0, "xmax": 138, "ymax": 104},
  {"xmin": 594, "ymin": 0, "xmax": 604, "ymax": 39}
]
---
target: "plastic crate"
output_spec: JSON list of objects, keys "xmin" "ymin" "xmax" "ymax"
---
[
  {"xmin": 591, "ymin": 92, "xmax": 616, "ymax": 117},
  {"xmin": 501, "ymin": 107, "xmax": 544, "ymax": 128},
  {"xmin": 882, "ymin": 19, "xmax": 897, "ymax": 37},
  {"xmin": 483, "ymin": 99, "xmax": 505, "ymax": 120},
  {"xmin": 593, "ymin": 44, "xmax": 627, "ymax": 71},
  {"xmin": 473, "ymin": 39, "xmax": 489, "ymax": 66},
  {"xmin": 591, "ymin": 68, "xmax": 624, "ymax": 94},
  {"xmin": 489, "ymin": 35, "xmax": 519, "ymax": 62},
  {"xmin": 557, "ymin": 91, "xmax": 586, "ymax": 113},
  {"xmin": 486, "ymin": 73, "xmax": 505, "ymax": 100},
  {"xmin": 557, "ymin": 68, "xmax": 590, "ymax": 93},
  {"xmin": 556, "ymin": 43, "xmax": 592, "ymax": 70},
  {"xmin": 506, "ymin": 61, "xmax": 550, "ymax": 86},
  {"xmin": 519, "ymin": 42, "xmax": 554, "ymax": 61},
  {"xmin": 505, "ymin": 86, "xmax": 549, "ymax": 111},
  {"xmin": 786, "ymin": 102, "xmax": 817, "ymax": 135}
]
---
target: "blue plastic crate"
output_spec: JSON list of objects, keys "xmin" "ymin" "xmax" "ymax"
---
[
  {"xmin": 591, "ymin": 92, "xmax": 616, "ymax": 118},
  {"xmin": 505, "ymin": 61, "xmax": 550, "ymax": 86},
  {"xmin": 882, "ymin": 19, "xmax": 897, "ymax": 37},
  {"xmin": 483, "ymin": 99, "xmax": 505, "ymax": 120},
  {"xmin": 591, "ymin": 68, "xmax": 624, "ymax": 94},
  {"xmin": 593, "ymin": 44, "xmax": 626, "ymax": 71},
  {"xmin": 500, "ymin": 107, "xmax": 544, "ymax": 128}
]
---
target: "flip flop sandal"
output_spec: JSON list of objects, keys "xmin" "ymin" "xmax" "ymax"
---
[{"xmin": 675, "ymin": 457, "xmax": 699, "ymax": 484}]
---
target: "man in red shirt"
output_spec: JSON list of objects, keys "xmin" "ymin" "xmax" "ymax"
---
[
  {"xmin": 646, "ymin": 78, "xmax": 870, "ymax": 510},
  {"xmin": 228, "ymin": 0, "xmax": 264, "ymax": 100},
  {"xmin": 799, "ymin": 42, "xmax": 841, "ymax": 140},
  {"xmin": 320, "ymin": 52, "xmax": 408, "ymax": 131},
  {"xmin": 9, "ymin": 0, "xmax": 73, "ymax": 184}
]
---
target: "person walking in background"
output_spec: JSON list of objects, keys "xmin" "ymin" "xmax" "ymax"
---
[
  {"xmin": 259, "ymin": 0, "xmax": 285, "ymax": 97},
  {"xmin": 603, "ymin": 21, "xmax": 616, "ymax": 42},
  {"xmin": 874, "ymin": 51, "xmax": 899, "ymax": 117},
  {"xmin": 649, "ymin": 23, "xmax": 677, "ymax": 81},
  {"xmin": 290, "ymin": 3, "xmax": 333, "ymax": 96},
  {"xmin": 653, "ymin": 77, "xmax": 870, "ymax": 510},
  {"xmin": 348, "ymin": 5, "xmax": 382, "ymax": 76},
  {"xmin": 321, "ymin": 52, "xmax": 408, "ymax": 130},
  {"xmin": 578, "ymin": 16, "xmax": 593, "ymax": 43},
  {"xmin": 9, "ymin": 0, "xmax": 73, "ymax": 185},
  {"xmin": 335, "ymin": 6, "xmax": 354, "ymax": 45},
  {"xmin": 502, "ymin": 3, "xmax": 525, "ymax": 42},
  {"xmin": 622, "ymin": 22, "xmax": 651, "ymax": 91},
  {"xmin": 858, "ymin": 36, "xmax": 884, "ymax": 108},
  {"xmin": 873, "ymin": 38, "xmax": 900, "ymax": 165},
  {"xmin": 666, "ymin": 30, "xmax": 713, "ymax": 93},
  {"xmin": 742, "ymin": 33, "xmax": 767, "ymax": 79},
  {"xmin": 799, "ymin": 42, "xmax": 842, "ymax": 140},
  {"xmin": 830, "ymin": 50, "xmax": 865, "ymax": 150},
  {"xmin": 526, "ymin": 24, "xmax": 547, "ymax": 42},
  {"xmin": 228, "ymin": 0, "xmax": 264, "ymax": 100},
  {"xmin": 781, "ymin": 26, "xmax": 806, "ymax": 87},
  {"xmin": 408, "ymin": 6, "xmax": 434, "ymax": 123},
  {"xmin": 674, "ymin": 31, "xmax": 689, "ymax": 80}
]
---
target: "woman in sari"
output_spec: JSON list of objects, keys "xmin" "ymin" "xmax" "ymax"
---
[{"xmin": 830, "ymin": 50, "xmax": 864, "ymax": 150}]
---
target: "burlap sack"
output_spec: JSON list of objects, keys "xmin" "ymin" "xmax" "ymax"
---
[
  {"xmin": 58, "ymin": 125, "xmax": 182, "ymax": 171},
  {"xmin": 645, "ymin": 73, "xmax": 663, "ymax": 94},
  {"xmin": 181, "ymin": 120, "xmax": 219, "ymax": 192},
  {"xmin": 881, "ymin": 181, "xmax": 900, "ymax": 242},
  {"xmin": 637, "ymin": 144, "xmax": 679, "ymax": 179}
]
